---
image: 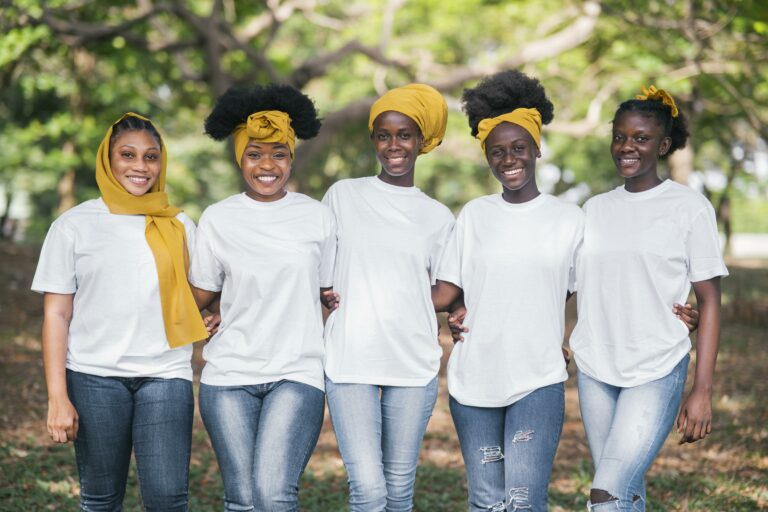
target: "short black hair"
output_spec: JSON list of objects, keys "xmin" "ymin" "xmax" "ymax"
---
[
  {"xmin": 613, "ymin": 97, "xmax": 689, "ymax": 158},
  {"xmin": 204, "ymin": 84, "xmax": 321, "ymax": 141},
  {"xmin": 110, "ymin": 114, "xmax": 162, "ymax": 149},
  {"xmin": 461, "ymin": 70, "xmax": 554, "ymax": 137}
]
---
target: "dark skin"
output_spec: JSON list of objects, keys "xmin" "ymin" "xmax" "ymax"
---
[
  {"xmin": 371, "ymin": 110, "xmax": 423, "ymax": 188},
  {"xmin": 590, "ymin": 111, "xmax": 722, "ymax": 506}
]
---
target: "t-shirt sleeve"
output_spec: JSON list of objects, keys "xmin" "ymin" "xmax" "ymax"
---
[
  {"xmin": 188, "ymin": 216, "xmax": 224, "ymax": 292},
  {"xmin": 31, "ymin": 222, "xmax": 77, "ymax": 294},
  {"xmin": 687, "ymin": 204, "xmax": 728, "ymax": 282},
  {"xmin": 434, "ymin": 214, "xmax": 462, "ymax": 288},
  {"xmin": 319, "ymin": 209, "xmax": 337, "ymax": 288}
]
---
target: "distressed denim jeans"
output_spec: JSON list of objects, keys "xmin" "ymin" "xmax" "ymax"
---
[
  {"xmin": 199, "ymin": 380, "xmax": 325, "ymax": 512},
  {"xmin": 66, "ymin": 370, "xmax": 193, "ymax": 512},
  {"xmin": 449, "ymin": 382, "xmax": 565, "ymax": 512},
  {"xmin": 578, "ymin": 354, "xmax": 689, "ymax": 511},
  {"xmin": 325, "ymin": 376, "xmax": 438, "ymax": 512}
]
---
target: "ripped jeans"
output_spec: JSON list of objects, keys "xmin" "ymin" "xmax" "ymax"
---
[
  {"xmin": 449, "ymin": 382, "xmax": 565, "ymax": 512},
  {"xmin": 578, "ymin": 354, "xmax": 689, "ymax": 511}
]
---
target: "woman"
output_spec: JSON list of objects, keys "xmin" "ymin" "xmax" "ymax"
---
[
  {"xmin": 431, "ymin": 70, "xmax": 582, "ymax": 512},
  {"xmin": 33, "ymin": 113, "xmax": 208, "ymax": 511},
  {"xmin": 189, "ymin": 84, "xmax": 337, "ymax": 511},
  {"xmin": 570, "ymin": 86, "xmax": 727, "ymax": 510},
  {"xmin": 322, "ymin": 83, "xmax": 454, "ymax": 512}
]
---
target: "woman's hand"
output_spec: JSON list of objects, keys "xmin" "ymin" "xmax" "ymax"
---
[
  {"xmin": 47, "ymin": 397, "xmax": 78, "ymax": 443},
  {"xmin": 676, "ymin": 386, "xmax": 712, "ymax": 444},
  {"xmin": 203, "ymin": 312, "xmax": 221, "ymax": 336},
  {"xmin": 673, "ymin": 303, "xmax": 700, "ymax": 332},
  {"xmin": 321, "ymin": 288, "xmax": 341, "ymax": 311},
  {"xmin": 447, "ymin": 306, "xmax": 468, "ymax": 343}
]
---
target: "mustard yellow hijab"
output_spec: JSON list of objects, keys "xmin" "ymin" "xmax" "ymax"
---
[
  {"xmin": 368, "ymin": 84, "xmax": 448, "ymax": 154},
  {"xmin": 476, "ymin": 108, "xmax": 543, "ymax": 151},
  {"xmin": 232, "ymin": 110, "xmax": 296, "ymax": 164},
  {"xmin": 95, "ymin": 112, "xmax": 208, "ymax": 348}
]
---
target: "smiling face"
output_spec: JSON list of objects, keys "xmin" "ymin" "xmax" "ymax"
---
[
  {"xmin": 611, "ymin": 111, "xmax": 671, "ymax": 192},
  {"xmin": 109, "ymin": 130, "xmax": 162, "ymax": 196},
  {"xmin": 371, "ymin": 110, "xmax": 423, "ymax": 187},
  {"xmin": 485, "ymin": 121, "xmax": 540, "ymax": 203},
  {"xmin": 239, "ymin": 141, "xmax": 292, "ymax": 202}
]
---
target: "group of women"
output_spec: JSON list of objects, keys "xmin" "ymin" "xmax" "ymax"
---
[{"xmin": 33, "ymin": 70, "xmax": 726, "ymax": 512}]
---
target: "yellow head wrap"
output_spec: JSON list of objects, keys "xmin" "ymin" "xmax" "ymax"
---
[
  {"xmin": 636, "ymin": 85, "xmax": 679, "ymax": 118},
  {"xmin": 368, "ymin": 84, "xmax": 448, "ymax": 155},
  {"xmin": 476, "ymin": 108, "xmax": 543, "ymax": 151},
  {"xmin": 96, "ymin": 112, "xmax": 208, "ymax": 348},
  {"xmin": 232, "ymin": 110, "xmax": 295, "ymax": 165}
]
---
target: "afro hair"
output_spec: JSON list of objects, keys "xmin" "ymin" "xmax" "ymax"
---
[
  {"xmin": 461, "ymin": 70, "xmax": 554, "ymax": 137},
  {"xmin": 204, "ymin": 84, "xmax": 321, "ymax": 141}
]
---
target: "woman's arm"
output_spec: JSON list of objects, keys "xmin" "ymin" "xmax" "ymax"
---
[
  {"xmin": 191, "ymin": 285, "xmax": 220, "ymax": 312},
  {"xmin": 42, "ymin": 292, "xmax": 78, "ymax": 443},
  {"xmin": 432, "ymin": 280, "xmax": 462, "ymax": 313},
  {"xmin": 677, "ymin": 277, "xmax": 721, "ymax": 443}
]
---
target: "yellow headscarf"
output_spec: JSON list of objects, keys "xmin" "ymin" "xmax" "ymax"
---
[
  {"xmin": 636, "ymin": 85, "xmax": 679, "ymax": 118},
  {"xmin": 232, "ymin": 110, "xmax": 295, "ymax": 165},
  {"xmin": 476, "ymin": 108, "xmax": 543, "ymax": 151},
  {"xmin": 368, "ymin": 84, "xmax": 448, "ymax": 155},
  {"xmin": 95, "ymin": 112, "xmax": 208, "ymax": 348}
]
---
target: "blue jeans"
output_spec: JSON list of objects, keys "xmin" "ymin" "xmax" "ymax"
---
[
  {"xmin": 325, "ymin": 376, "xmax": 438, "ymax": 512},
  {"xmin": 450, "ymin": 383, "xmax": 565, "ymax": 512},
  {"xmin": 578, "ymin": 354, "xmax": 689, "ymax": 511},
  {"xmin": 199, "ymin": 380, "xmax": 325, "ymax": 512},
  {"xmin": 66, "ymin": 370, "xmax": 193, "ymax": 512}
]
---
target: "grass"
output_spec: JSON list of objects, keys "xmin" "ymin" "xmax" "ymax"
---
[{"xmin": 1, "ymin": 242, "xmax": 767, "ymax": 511}]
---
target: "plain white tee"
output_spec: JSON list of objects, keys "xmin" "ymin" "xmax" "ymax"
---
[
  {"xmin": 570, "ymin": 180, "xmax": 728, "ymax": 387},
  {"xmin": 438, "ymin": 194, "xmax": 584, "ymax": 407},
  {"xmin": 189, "ymin": 192, "xmax": 336, "ymax": 390},
  {"xmin": 31, "ymin": 198, "xmax": 196, "ymax": 380},
  {"xmin": 322, "ymin": 176, "xmax": 455, "ymax": 386}
]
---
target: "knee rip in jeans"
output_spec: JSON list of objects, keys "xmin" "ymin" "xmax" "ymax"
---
[
  {"xmin": 589, "ymin": 488, "xmax": 618, "ymax": 506},
  {"xmin": 508, "ymin": 486, "xmax": 531, "ymax": 510},
  {"xmin": 479, "ymin": 446, "xmax": 504, "ymax": 464},
  {"xmin": 487, "ymin": 501, "xmax": 506, "ymax": 512},
  {"xmin": 512, "ymin": 429, "xmax": 534, "ymax": 443}
]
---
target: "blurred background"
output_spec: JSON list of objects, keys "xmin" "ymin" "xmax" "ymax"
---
[{"xmin": 1, "ymin": 1, "xmax": 766, "ymax": 510}]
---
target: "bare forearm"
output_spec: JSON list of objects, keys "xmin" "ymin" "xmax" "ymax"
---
[
  {"xmin": 691, "ymin": 283, "xmax": 721, "ymax": 391},
  {"xmin": 42, "ymin": 316, "xmax": 70, "ymax": 400},
  {"xmin": 432, "ymin": 280, "xmax": 462, "ymax": 312}
]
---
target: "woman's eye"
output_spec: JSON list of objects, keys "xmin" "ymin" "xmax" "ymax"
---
[
  {"xmin": 273, "ymin": 153, "xmax": 286, "ymax": 159},
  {"xmin": 399, "ymin": 133, "xmax": 411, "ymax": 140},
  {"xmin": 636, "ymin": 136, "xmax": 648, "ymax": 143},
  {"xmin": 248, "ymin": 152, "xmax": 260, "ymax": 159},
  {"xmin": 121, "ymin": 152, "xmax": 134, "ymax": 159},
  {"xmin": 146, "ymin": 153, "xmax": 159, "ymax": 160},
  {"xmin": 514, "ymin": 146, "xmax": 525, "ymax": 152}
]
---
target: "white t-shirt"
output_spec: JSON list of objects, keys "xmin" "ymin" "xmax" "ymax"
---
[
  {"xmin": 31, "ymin": 198, "xmax": 196, "ymax": 380},
  {"xmin": 570, "ymin": 180, "xmax": 728, "ymax": 387},
  {"xmin": 189, "ymin": 192, "xmax": 336, "ymax": 390},
  {"xmin": 322, "ymin": 176, "xmax": 455, "ymax": 386},
  {"xmin": 438, "ymin": 194, "xmax": 583, "ymax": 407}
]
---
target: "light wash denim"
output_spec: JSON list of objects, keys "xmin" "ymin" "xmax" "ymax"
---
[
  {"xmin": 578, "ymin": 354, "xmax": 689, "ymax": 511},
  {"xmin": 450, "ymin": 383, "xmax": 565, "ymax": 512},
  {"xmin": 199, "ymin": 380, "xmax": 324, "ymax": 512},
  {"xmin": 66, "ymin": 370, "xmax": 193, "ymax": 512},
  {"xmin": 325, "ymin": 376, "xmax": 438, "ymax": 512}
]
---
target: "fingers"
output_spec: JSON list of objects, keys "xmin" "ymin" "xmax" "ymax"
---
[
  {"xmin": 561, "ymin": 347, "xmax": 571, "ymax": 367},
  {"xmin": 672, "ymin": 303, "xmax": 699, "ymax": 332},
  {"xmin": 321, "ymin": 290, "xmax": 341, "ymax": 311}
]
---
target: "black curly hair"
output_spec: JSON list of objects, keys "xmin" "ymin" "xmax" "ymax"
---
[
  {"xmin": 612, "ymin": 97, "xmax": 689, "ymax": 159},
  {"xmin": 461, "ymin": 70, "xmax": 554, "ymax": 137},
  {"xmin": 204, "ymin": 84, "xmax": 321, "ymax": 141}
]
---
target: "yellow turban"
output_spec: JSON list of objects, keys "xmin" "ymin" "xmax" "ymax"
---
[
  {"xmin": 368, "ymin": 83, "xmax": 448, "ymax": 155},
  {"xmin": 476, "ymin": 108, "xmax": 543, "ymax": 151},
  {"xmin": 95, "ymin": 112, "xmax": 208, "ymax": 348},
  {"xmin": 232, "ymin": 110, "xmax": 295, "ymax": 165}
]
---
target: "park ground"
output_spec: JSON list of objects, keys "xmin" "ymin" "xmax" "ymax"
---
[{"xmin": 0, "ymin": 241, "xmax": 766, "ymax": 511}]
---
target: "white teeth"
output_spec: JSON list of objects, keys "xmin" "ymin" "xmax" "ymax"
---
[
  {"xmin": 256, "ymin": 176, "xmax": 278, "ymax": 182},
  {"xmin": 502, "ymin": 168, "xmax": 523, "ymax": 176},
  {"xmin": 127, "ymin": 176, "xmax": 149, "ymax": 184}
]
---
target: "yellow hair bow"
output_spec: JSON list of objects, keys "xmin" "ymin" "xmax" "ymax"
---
[{"xmin": 636, "ymin": 85, "xmax": 678, "ymax": 118}]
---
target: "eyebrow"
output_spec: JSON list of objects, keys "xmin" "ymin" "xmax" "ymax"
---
[
  {"xmin": 246, "ymin": 143, "xmax": 289, "ymax": 150},
  {"xmin": 117, "ymin": 144, "xmax": 160, "ymax": 151}
]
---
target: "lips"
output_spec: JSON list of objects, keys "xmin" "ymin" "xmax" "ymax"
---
[
  {"xmin": 617, "ymin": 157, "xmax": 639, "ymax": 168},
  {"xmin": 126, "ymin": 176, "xmax": 151, "ymax": 185},
  {"xmin": 501, "ymin": 167, "xmax": 524, "ymax": 177}
]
